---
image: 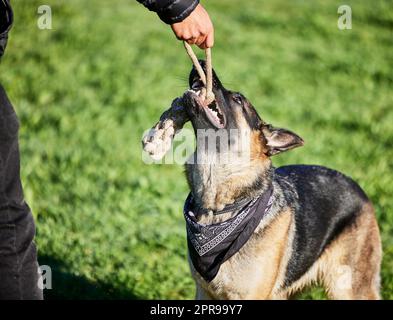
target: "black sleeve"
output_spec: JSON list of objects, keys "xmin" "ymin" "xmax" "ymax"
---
[
  {"xmin": 0, "ymin": 0, "xmax": 13, "ymax": 57},
  {"xmin": 0, "ymin": 0, "xmax": 13, "ymax": 34},
  {"xmin": 136, "ymin": 0, "xmax": 199, "ymax": 24}
]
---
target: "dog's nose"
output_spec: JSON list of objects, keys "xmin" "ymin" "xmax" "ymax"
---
[{"xmin": 191, "ymin": 79, "xmax": 204, "ymax": 90}]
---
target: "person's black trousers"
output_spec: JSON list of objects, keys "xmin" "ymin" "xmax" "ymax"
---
[{"xmin": 0, "ymin": 84, "xmax": 43, "ymax": 300}]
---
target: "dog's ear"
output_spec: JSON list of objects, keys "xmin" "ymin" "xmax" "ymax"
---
[{"xmin": 261, "ymin": 124, "xmax": 304, "ymax": 156}]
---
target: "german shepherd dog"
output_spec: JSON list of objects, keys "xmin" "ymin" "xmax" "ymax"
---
[{"xmin": 181, "ymin": 63, "xmax": 381, "ymax": 300}]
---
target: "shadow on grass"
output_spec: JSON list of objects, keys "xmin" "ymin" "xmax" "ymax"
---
[{"xmin": 38, "ymin": 255, "xmax": 139, "ymax": 300}]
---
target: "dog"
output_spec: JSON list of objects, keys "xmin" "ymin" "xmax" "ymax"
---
[{"xmin": 180, "ymin": 62, "xmax": 382, "ymax": 300}]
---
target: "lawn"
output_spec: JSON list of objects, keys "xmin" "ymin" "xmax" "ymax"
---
[{"xmin": 1, "ymin": 0, "xmax": 392, "ymax": 299}]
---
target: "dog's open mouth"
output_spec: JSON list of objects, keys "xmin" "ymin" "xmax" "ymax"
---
[{"xmin": 187, "ymin": 79, "xmax": 226, "ymax": 129}]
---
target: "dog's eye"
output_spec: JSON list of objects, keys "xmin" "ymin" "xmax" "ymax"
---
[{"xmin": 232, "ymin": 93, "xmax": 243, "ymax": 105}]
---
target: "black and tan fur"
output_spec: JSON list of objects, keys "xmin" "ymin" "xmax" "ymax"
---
[{"xmin": 182, "ymin": 63, "xmax": 382, "ymax": 300}]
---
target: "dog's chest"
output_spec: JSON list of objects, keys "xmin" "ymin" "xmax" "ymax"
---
[{"xmin": 190, "ymin": 210, "xmax": 293, "ymax": 299}]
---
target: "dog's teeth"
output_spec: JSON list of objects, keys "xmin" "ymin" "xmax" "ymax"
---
[{"xmin": 209, "ymin": 109, "xmax": 220, "ymax": 122}]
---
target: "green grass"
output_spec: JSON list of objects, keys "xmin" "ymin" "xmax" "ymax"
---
[{"xmin": 1, "ymin": 0, "xmax": 392, "ymax": 299}]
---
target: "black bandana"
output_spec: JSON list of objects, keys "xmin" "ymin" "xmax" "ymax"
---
[{"xmin": 184, "ymin": 186, "xmax": 274, "ymax": 282}]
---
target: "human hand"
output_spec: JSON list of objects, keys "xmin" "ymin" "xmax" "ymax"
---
[{"xmin": 171, "ymin": 4, "xmax": 214, "ymax": 49}]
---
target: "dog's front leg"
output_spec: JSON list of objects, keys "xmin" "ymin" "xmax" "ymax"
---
[{"xmin": 195, "ymin": 284, "xmax": 213, "ymax": 300}]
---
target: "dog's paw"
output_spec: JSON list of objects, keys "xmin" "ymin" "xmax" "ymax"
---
[{"xmin": 142, "ymin": 97, "xmax": 189, "ymax": 160}]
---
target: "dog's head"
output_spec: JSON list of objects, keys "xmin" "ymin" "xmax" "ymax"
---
[
  {"xmin": 183, "ymin": 62, "xmax": 304, "ymax": 160},
  {"xmin": 183, "ymin": 63, "xmax": 304, "ymax": 211}
]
